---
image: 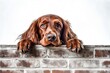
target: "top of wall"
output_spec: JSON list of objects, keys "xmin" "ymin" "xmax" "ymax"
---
[{"xmin": 0, "ymin": 45, "xmax": 110, "ymax": 58}]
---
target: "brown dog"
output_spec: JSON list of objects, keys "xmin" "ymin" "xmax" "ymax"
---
[{"xmin": 17, "ymin": 14, "xmax": 83, "ymax": 53}]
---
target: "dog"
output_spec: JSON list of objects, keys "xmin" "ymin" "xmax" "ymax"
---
[{"xmin": 17, "ymin": 14, "xmax": 83, "ymax": 53}]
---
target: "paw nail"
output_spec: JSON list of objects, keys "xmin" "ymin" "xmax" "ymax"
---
[
  {"xmin": 67, "ymin": 47, "xmax": 71, "ymax": 49},
  {"xmin": 71, "ymin": 48, "xmax": 76, "ymax": 51},
  {"xmin": 77, "ymin": 48, "xmax": 80, "ymax": 51}
]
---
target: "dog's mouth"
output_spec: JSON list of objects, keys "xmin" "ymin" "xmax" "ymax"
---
[
  {"xmin": 40, "ymin": 36, "xmax": 62, "ymax": 46},
  {"xmin": 45, "ymin": 44, "xmax": 55, "ymax": 47}
]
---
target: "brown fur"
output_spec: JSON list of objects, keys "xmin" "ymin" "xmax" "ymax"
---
[{"xmin": 17, "ymin": 14, "xmax": 83, "ymax": 53}]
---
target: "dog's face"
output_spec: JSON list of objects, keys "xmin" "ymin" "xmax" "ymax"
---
[{"xmin": 37, "ymin": 15, "xmax": 64, "ymax": 46}]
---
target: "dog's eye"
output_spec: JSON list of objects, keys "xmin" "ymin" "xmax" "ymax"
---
[
  {"xmin": 40, "ymin": 24, "xmax": 46, "ymax": 29},
  {"xmin": 55, "ymin": 23, "xmax": 61, "ymax": 28}
]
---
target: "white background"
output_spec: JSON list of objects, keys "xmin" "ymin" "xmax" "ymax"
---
[{"xmin": 0, "ymin": 0, "xmax": 110, "ymax": 45}]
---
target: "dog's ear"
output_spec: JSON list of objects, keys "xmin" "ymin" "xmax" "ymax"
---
[
  {"xmin": 21, "ymin": 20, "xmax": 39, "ymax": 44},
  {"xmin": 61, "ymin": 20, "xmax": 77, "ymax": 44}
]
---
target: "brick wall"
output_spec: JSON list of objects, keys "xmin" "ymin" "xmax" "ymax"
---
[{"xmin": 0, "ymin": 45, "xmax": 110, "ymax": 73}]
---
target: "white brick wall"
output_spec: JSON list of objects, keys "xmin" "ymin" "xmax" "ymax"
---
[{"xmin": 0, "ymin": 45, "xmax": 110, "ymax": 73}]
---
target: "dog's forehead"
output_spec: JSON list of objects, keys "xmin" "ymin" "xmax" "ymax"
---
[{"xmin": 38, "ymin": 14, "xmax": 63, "ymax": 22}]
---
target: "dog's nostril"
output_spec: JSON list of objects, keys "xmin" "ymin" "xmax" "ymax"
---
[
  {"xmin": 47, "ymin": 34, "xmax": 56, "ymax": 41},
  {"xmin": 52, "ymin": 36, "xmax": 56, "ymax": 40},
  {"xmin": 47, "ymin": 36, "xmax": 52, "ymax": 40}
]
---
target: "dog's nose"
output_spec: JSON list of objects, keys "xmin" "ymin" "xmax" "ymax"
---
[{"xmin": 47, "ymin": 34, "xmax": 56, "ymax": 42}]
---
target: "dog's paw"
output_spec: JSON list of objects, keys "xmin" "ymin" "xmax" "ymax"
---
[
  {"xmin": 66, "ymin": 39, "xmax": 84, "ymax": 53},
  {"xmin": 17, "ymin": 39, "xmax": 33, "ymax": 53}
]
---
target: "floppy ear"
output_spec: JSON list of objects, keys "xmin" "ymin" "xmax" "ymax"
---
[
  {"xmin": 61, "ymin": 20, "xmax": 84, "ymax": 52},
  {"xmin": 21, "ymin": 20, "xmax": 39, "ymax": 44},
  {"xmin": 61, "ymin": 20, "xmax": 77, "ymax": 44}
]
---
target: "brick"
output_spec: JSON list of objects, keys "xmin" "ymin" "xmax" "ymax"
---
[
  {"xmin": 44, "ymin": 70, "xmax": 50, "ymax": 73},
  {"xmin": 0, "ymin": 60, "xmax": 14, "ymax": 68},
  {"xmin": 52, "ymin": 70, "xmax": 63, "ymax": 73},
  {"xmin": 25, "ymin": 46, "xmax": 47, "ymax": 58},
  {"xmin": 0, "ymin": 50, "xmax": 20, "ymax": 57},
  {"xmin": 0, "ymin": 45, "xmax": 47, "ymax": 58},
  {"xmin": 95, "ymin": 50, "xmax": 110, "ymax": 58},
  {"xmin": 0, "ymin": 45, "xmax": 20, "ymax": 58},
  {"xmin": 26, "ymin": 70, "xmax": 50, "ymax": 73},
  {"xmin": 16, "ymin": 59, "xmax": 39, "ymax": 68},
  {"xmin": 41, "ymin": 59, "xmax": 67, "ymax": 68},
  {"xmin": 64, "ymin": 70, "xmax": 71, "ymax": 73},
  {"xmin": 0, "ymin": 70, "xmax": 24, "ymax": 73},
  {"xmin": 0, "ymin": 59, "xmax": 39, "ymax": 68},
  {"xmin": 26, "ymin": 70, "xmax": 42, "ymax": 73},
  {"xmin": 102, "ymin": 60, "xmax": 110, "ymax": 67},
  {"xmin": 52, "ymin": 70, "xmax": 70, "ymax": 73},
  {"xmin": 75, "ymin": 70, "xmax": 90, "ymax": 73},
  {"xmin": 69, "ymin": 60, "xmax": 99, "ymax": 68},
  {"xmin": 48, "ymin": 45, "xmax": 94, "ymax": 58},
  {"xmin": 74, "ymin": 70, "xmax": 110, "ymax": 73},
  {"xmin": 97, "ymin": 71, "xmax": 110, "ymax": 73}
]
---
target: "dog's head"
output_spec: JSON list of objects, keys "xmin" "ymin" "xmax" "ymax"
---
[{"xmin": 21, "ymin": 14, "xmax": 76, "ymax": 46}]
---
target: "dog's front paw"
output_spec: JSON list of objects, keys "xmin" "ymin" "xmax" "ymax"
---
[
  {"xmin": 17, "ymin": 39, "xmax": 33, "ymax": 53},
  {"xmin": 66, "ymin": 39, "xmax": 84, "ymax": 53}
]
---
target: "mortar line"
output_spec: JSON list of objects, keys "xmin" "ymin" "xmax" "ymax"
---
[
  {"xmin": 93, "ymin": 47, "xmax": 95, "ymax": 58},
  {"xmin": 0, "ymin": 68, "xmax": 110, "ymax": 70},
  {"xmin": 0, "ymin": 58, "xmax": 110, "ymax": 60}
]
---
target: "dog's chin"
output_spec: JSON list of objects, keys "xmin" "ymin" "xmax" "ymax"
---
[
  {"xmin": 40, "ymin": 41, "xmax": 58, "ymax": 47},
  {"xmin": 40, "ymin": 38, "xmax": 62, "ymax": 47},
  {"xmin": 41, "ymin": 43, "xmax": 61, "ymax": 47}
]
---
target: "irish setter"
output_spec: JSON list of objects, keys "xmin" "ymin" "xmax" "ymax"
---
[{"xmin": 17, "ymin": 14, "xmax": 84, "ymax": 53}]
